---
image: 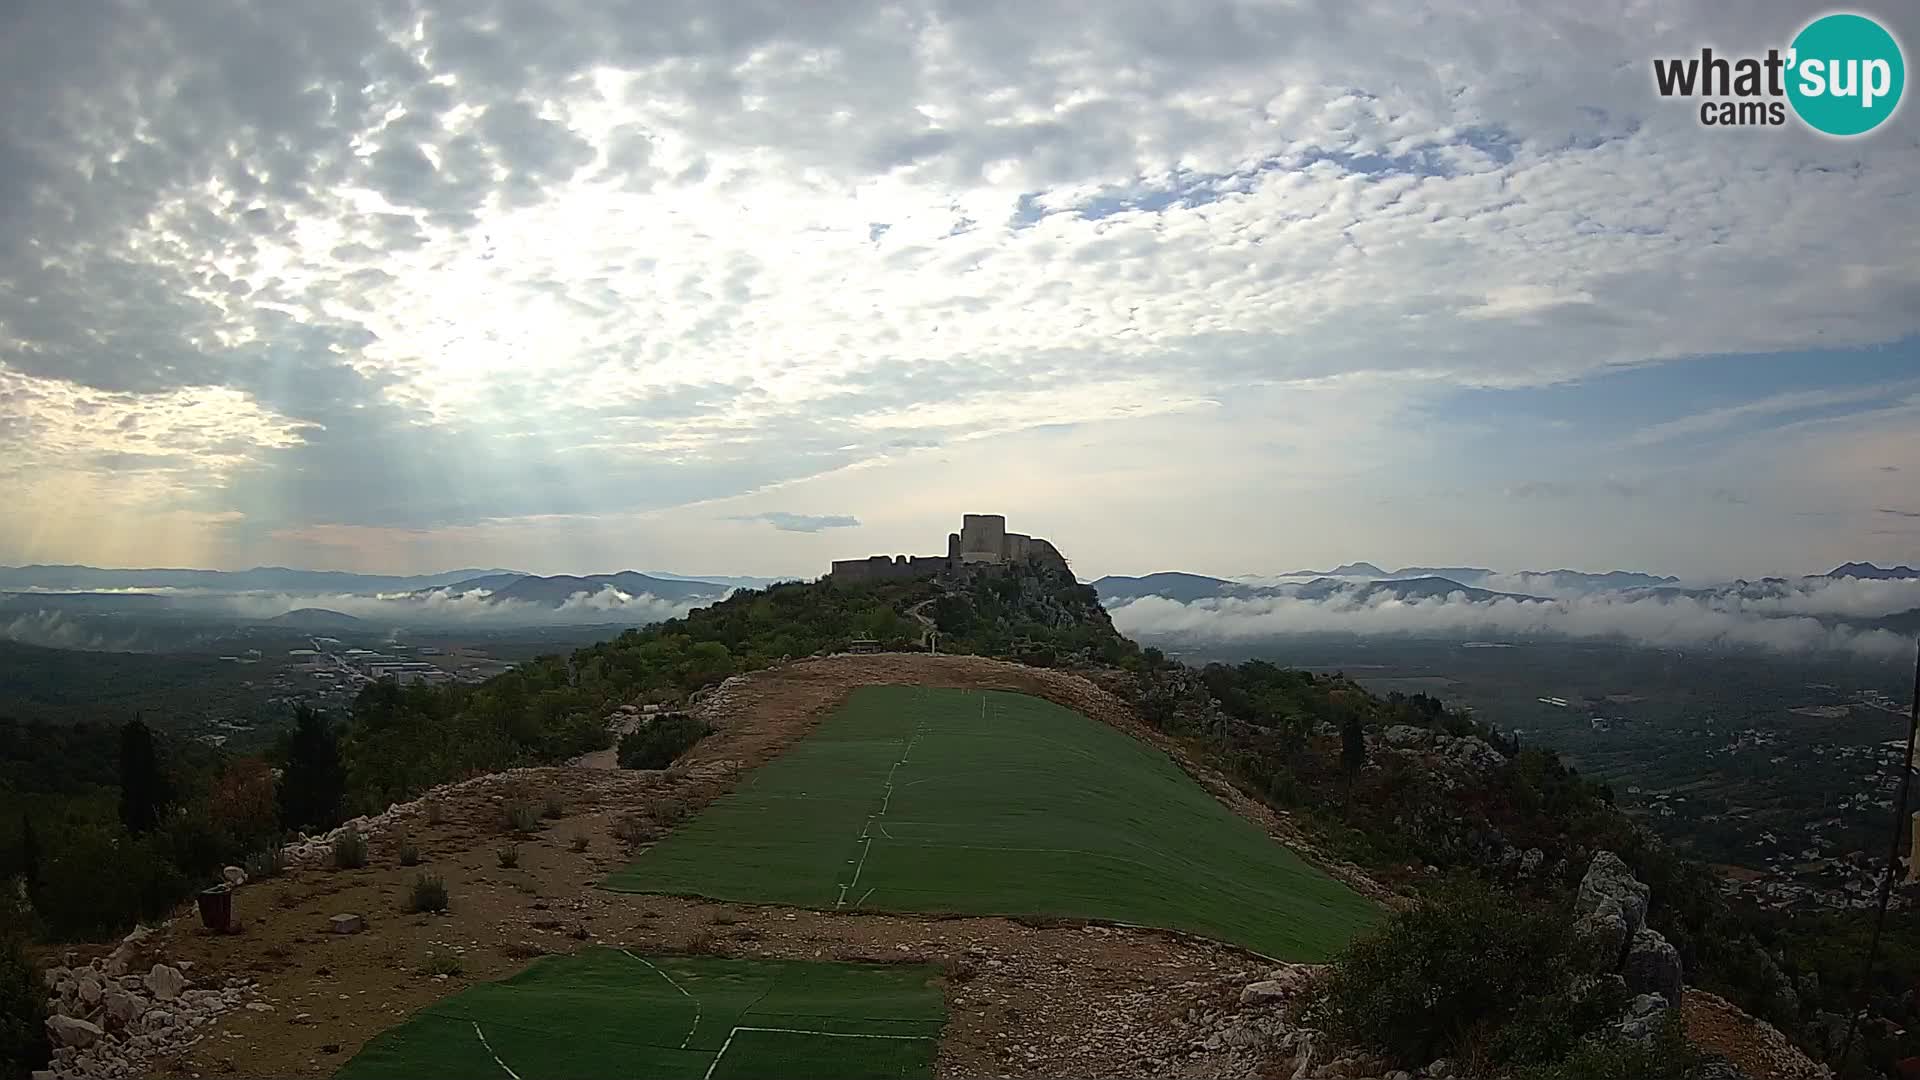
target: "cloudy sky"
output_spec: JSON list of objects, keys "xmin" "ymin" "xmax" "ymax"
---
[{"xmin": 2, "ymin": 0, "xmax": 1916, "ymax": 582}]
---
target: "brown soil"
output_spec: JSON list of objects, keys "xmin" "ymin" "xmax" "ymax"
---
[
  {"xmin": 1683, "ymin": 989, "xmax": 1828, "ymax": 1080},
  {"xmin": 86, "ymin": 654, "xmax": 1354, "ymax": 1079}
]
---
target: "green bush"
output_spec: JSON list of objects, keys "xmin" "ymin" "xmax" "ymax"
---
[
  {"xmin": 618, "ymin": 716, "xmax": 712, "ymax": 770},
  {"xmin": 1306, "ymin": 879, "xmax": 1606, "ymax": 1070},
  {"xmin": 32, "ymin": 826, "xmax": 189, "ymax": 941},
  {"xmin": 1514, "ymin": 1017, "xmax": 1714, "ymax": 1080},
  {"xmin": 542, "ymin": 791, "xmax": 566, "ymax": 819},
  {"xmin": 0, "ymin": 929, "xmax": 49, "ymax": 1078},
  {"xmin": 397, "ymin": 839, "xmax": 420, "ymax": 867},
  {"xmin": 423, "ymin": 950, "xmax": 462, "ymax": 977},
  {"xmin": 505, "ymin": 801, "xmax": 540, "ymax": 835},
  {"xmin": 407, "ymin": 873, "xmax": 448, "ymax": 914},
  {"xmin": 495, "ymin": 845, "xmax": 519, "ymax": 869},
  {"xmin": 332, "ymin": 829, "xmax": 368, "ymax": 870},
  {"xmin": 243, "ymin": 842, "xmax": 287, "ymax": 882}
]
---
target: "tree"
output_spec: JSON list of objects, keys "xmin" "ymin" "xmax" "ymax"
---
[
  {"xmin": 118, "ymin": 716, "xmax": 168, "ymax": 835},
  {"xmin": 17, "ymin": 815, "xmax": 36, "ymax": 901},
  {"xmin": 278, "ymin": 707, "xmax": 346, "ymax": 834},
  {"xmin": 207, "ymin": 757, "xmax": 278, "ymax": 849},
  {"xmin": 0, "ymin": 929, "xmax": 49, "ymax": 1078},
  {"xmin": 1341, "ymin": 713, "xmax": 1368, "ymax": 776}
]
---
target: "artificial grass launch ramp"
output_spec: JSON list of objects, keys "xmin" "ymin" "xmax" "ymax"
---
[
  {"xmin": 334, "ymin": 949, "xmax": 945, "ymax": 1080},
  {"xmin": 606, "ymin": 685, "xmax": 1378, "ymax": 960}
]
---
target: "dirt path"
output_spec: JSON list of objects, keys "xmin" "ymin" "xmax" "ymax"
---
[{"xmin": 87, "ymin": 654, "xmax": 1371, "ymax": 1078}]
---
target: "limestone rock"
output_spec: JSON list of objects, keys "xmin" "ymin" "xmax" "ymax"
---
[
  {"xmin": 330, "ymin": 913, "xmax": 366, "ymax": 935},
  {"xmin": 1573, "ymin": 901, "xmax": 1631, "ymax": 971},
  {"xmin": 143, "ymin": 964, "xmax": 188, "ymax": 1001},
  {"xmin": 46, "ymin": 1015, "xmax": 104, "ymax": 1049},
  {"xmin": 76, "ymin": 971, "xmax": 103, "ymax": 1004},
  {"xmin": 222, "ymin": 865, "xmax": 248, "ymax": 887},
  {"xmin": 1613, "ymin": 992, "xmax": 1669, "ymax": 1043},
  {"xmin": 1622, "ymin": 928, "xmax": 1683, "ymax": 1008},
  {"xmin": 102, "ymin": 990, "xmax": 147, "ymax": 1028},
  {"xmin": 1239, "ymin": 980, "xmax": 1291, "ymax": 1005},
  {"xmin": 1576, "ymin": 851, "xmax": 1649, "ymax": 937},
  {"xmin": 1383, "ymin": 725, "xmax": 1429, "ymax": 747}
]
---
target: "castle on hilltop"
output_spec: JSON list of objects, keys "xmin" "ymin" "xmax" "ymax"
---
[{"xmin": 828, "ymin": 514, "xmax": 1068, "ymax": 584}]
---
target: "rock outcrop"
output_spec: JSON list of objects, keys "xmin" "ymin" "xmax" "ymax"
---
[{"xmin": 39, "ymin": 924, "xmax": 263, "ymax": 1079}]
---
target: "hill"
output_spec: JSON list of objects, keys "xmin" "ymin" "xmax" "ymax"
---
[
  {"xmin": 1824, "ymin": 561, "xmax": 1920, "ymax": 579},
  {"xmin": 432, "ymin": 571, "xmax": 730, "ymax": 607},
  {"xmin": 1090, "ymin": 571, "xmax": 1244, "ymax": 603},
  {"xmin": 262, "ymin": 607, "xmax": 364, "ymax": 629}
]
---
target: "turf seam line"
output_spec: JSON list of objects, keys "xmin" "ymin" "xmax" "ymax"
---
[
  {"xmin": 470, "ymin": 1021, "xmax": 522, "ymax": 1080},
  {"xmin": 621, "ymin": 949, "xmax": 702, "ymax": 1050},
  {"xmin": 704, "ymin": 1021, "xmax": 938, "ymax": 1076},
  {"xmin": 835, "ymin": 709, "xmax": 923, "ymax": 909}
]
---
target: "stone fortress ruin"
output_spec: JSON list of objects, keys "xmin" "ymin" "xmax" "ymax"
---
[{"xmin": 828, "ymin": 514, "xmax": 1068, "ymax": 584}]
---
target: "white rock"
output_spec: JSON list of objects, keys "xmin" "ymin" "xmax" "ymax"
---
[
  {"xmin": 330, "ymin": 913, "xmax": 366, "ymax": 935},
  {"xmin": 143, "ymin": 964, "xmax": 188, "ymax": 1001},
  {"xmin": 222, "ymin": 865, "xmax": 248, "ymax": 887},
  {"xmin": 76, "ymin": 972, "xmax": 104, "ymax": 1004},
  {"xmin": 102, "ymin": 990, "xmax": 146, "ymax": 1027},
  {"xmin": 46, "ymin": 1015, "xmax": 105, "ymax": 1049}
]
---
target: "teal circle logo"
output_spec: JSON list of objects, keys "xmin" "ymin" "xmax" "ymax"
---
[{"xmin": 1786, "ymin": 13, "xmax": 1905, "ymax": 136}]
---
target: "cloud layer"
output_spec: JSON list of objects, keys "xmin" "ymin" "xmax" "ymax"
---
[{"xmin": 1107, "ymin": 577, "xmax": 1917, "ymax": 660}]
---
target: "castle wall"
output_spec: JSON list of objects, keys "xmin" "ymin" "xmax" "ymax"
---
[{"xmin": 829, "ymin": 554, "xmax": 950, "ymax": 585}]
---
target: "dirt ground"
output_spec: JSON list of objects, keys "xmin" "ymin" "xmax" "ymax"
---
[{"xmin": 80, "ymin": 655, "xmax": 1340, "ymax": 1079}]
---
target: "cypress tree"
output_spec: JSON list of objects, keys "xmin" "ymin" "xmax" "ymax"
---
[
  {"xmin": 278, "ymin": 707, "xmax": 347, "ymax": 834},
  {"xmin": 117, "ymin": 717, "xmax": 167, "ymax": 835}
]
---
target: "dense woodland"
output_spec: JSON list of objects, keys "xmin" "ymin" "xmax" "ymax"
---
[{"xmin": 1, "ymin": 564, "xmax": 1914, "ymax": 1078}]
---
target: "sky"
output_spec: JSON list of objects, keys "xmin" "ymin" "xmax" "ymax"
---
[{"xmin": 1, "ymin": 0, "xmax": 1917, "ymax": 582}]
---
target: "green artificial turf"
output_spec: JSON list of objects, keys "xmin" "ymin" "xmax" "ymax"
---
[
  {"xmin": 604, "ymin": 685, "xmax": 1379, "ymax": 960},
  {"xmin": 334, "ymin": 949, "xmax": 944, "ymax": 1080}
]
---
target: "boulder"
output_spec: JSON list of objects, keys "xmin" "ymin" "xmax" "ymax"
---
[
  {"xmin": 1576, "ymin": 851, "xmax": 1649, "ymax": 937},
  {"xmin": 102, "ymin": 989, "xmax": 147, "ymax": 1028},
  {"xmin": 1614, "ymin": 992, "xmax": 1669, "ymax": 1043},
  {"xmin": 1573, "ymin": 901, "xmax": 1632, "ymax": 971},
  {"xmin": 330, "ymin": 913, "xmax": 366, "ymax": 935},
  {"xmin": 143, "ymin": 964, "xmax": 188, "ymax": 1001},
  {"xmin": 222, "ymin": 865, "xmax": 247, "ymax": 887},
  {"xmin": 1622, "ymin": 927, "xmax": 1683, "ymax": 1008},
  {"xmin": 45, "ymin": 1015, "xmax": 104, "ymax": 1049},
  {"xmin": 1239, "ymin": 980, "xmax": 1291, "ymax": 1005},
  {"xmin": 1383, "ymin": 725, "xmax": 1429, "ymax": 748},
  {"xmin": 76, "ymin": 971, "xmax": 103, "ymax": 1004}
]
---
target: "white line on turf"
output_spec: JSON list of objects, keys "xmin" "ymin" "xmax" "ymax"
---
[
  {"xmin": 622, "ymin": 950, "xmax": 702, "ymax": 1049},
  {"xmin": 471, "ymin": 1022, "xmax": 523, "ymax": 1080},
  {"xmin": 703, "ymin": 1022, "xmax": 937, "ymax": 1080},
  {"xmin": 835, "ymin": 707, "xmax": 924, "ymax": 908}
]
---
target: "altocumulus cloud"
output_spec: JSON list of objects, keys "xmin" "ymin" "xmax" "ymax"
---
[
  {"xmin": 735, "ymin": 513, "xmax": 863, "ymax": 533},
  {"xmin": 0, "ymin": 0, "xmax": 1916, "ymax": 573}
]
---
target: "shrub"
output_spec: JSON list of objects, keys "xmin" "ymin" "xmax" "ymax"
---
[
  {"xmin": 542, "ymin": 791, "xmax": 566, "ymax": 819},
  {"xmin": 331, "ymin": 829, "xmax": 368, "ymax": 870},
  {"xmin": 941, "ymin": 956, "xmax": 978, "ymax": 984},
  {"xmin": 505, "ymin": 801, "xmax": 540, "ymax": 835},
  {"xmin": 244, "ymin": 842, "xmax": 287, "ymax": 882},
  {"xmin": 612, "ymin": 813, "xmax": 657, "ymax": 850},
  {"xmin": 423, "ymin": 951, "xmax": 462, "ymax": 977},
  {"xmin": 685, "ymin": 930, "xmax": 719, "ymax": 955},
  {"xmin": 1514, "ymin": 1017, "xmax": 1713, "ymax": 1080},
  {"xmin": 617, "ymin": 716, "xmax": 712, "ymax": 771},
  {"xmin": 569, "ymin": 835, "xmax": 589, "ymax": 853},
  {"xmin": 495, "ymin": 845, "xmax": 520, "ymax": 869},
  {"xmin": 0, "ymin": 931, "xmax": 50, "ymax": 1078},
  {"xmin": 407, "ymin": 874, "xmax": 448, "ymax": 914},
  {"xmin": 649, "ymin": 796, "xmax": 688, "ymax": 826},
  {"xmin": 1305, "ymin": 879, "xmax": 1603, "ymax": 1070},
  {"xmin": 397, "ymin": 839, "xmax": 420, "ymax": 867},
  {"xmin": 423, "ymin": 800, "xmax": 444, "ymax": 826}
]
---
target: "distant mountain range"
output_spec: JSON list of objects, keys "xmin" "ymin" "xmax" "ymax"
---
[
  {"xmin": 0, "ymin": 565, "xmax": 529, "ymax": 593},
  {"xmin": 1823, "ymin": 562, "xmax": 1919, "ymax": 580},
  {"xmin": 1263, "ymin": 564, "xmax": 1679, "ymax": 591},
  {"xmin": 1092, "ymin": 573, "xmax": 1544, "ymax": 605},
  {"xmin": 427, "ymin": 571, "xmax": 729, "ymax": 606}
]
